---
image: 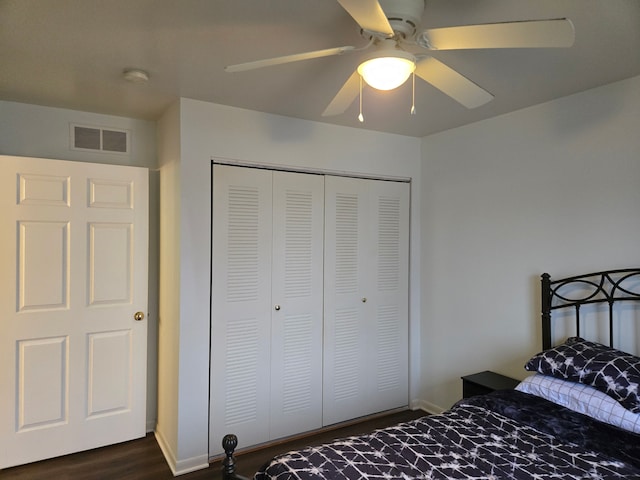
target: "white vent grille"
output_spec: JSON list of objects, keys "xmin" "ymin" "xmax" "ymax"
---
[{"xmin": 70, "ymin": 124, "xmax": 129, "ymax": 154}]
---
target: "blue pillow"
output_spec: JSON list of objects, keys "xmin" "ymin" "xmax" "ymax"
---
[{"xmin": 525, "ymin": 337, "xmax": 640, "ymax": 413}]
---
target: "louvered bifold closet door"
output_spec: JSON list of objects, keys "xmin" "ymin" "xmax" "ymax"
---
[
  {"xmin": 323, "ymin": 176, "xmax": 369, "ymax": 425},
  {"xmin": 367, "ymin": 179, "xmax": 409, "ymax": 415},
  {"xmin": 269, "ymin": 171, "xmax": 324, "ymax": 440},
  {"xmin": 323, "ymin": 176, "xmax": 409, "ymax": 426},
  {"xmin": 210, "ymin": 165, "xmax": 273, "ymax": 454}
]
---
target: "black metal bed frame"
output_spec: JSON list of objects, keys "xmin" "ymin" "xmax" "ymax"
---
[
  {"xmin": 222, "ymin": 434, "xmax": 247, "ymax": 480},
  {"xmin": 541, "ymin": 268, "xmax": 640, "ymax": 350}
]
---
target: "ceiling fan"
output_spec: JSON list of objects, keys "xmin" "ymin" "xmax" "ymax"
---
[{"xmin": 225, "ymin": 0, "xmax": 575, "ymax": 117}]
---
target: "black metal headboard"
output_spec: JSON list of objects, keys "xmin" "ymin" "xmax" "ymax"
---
[{"xmin": 541, "ymin": 268, "xmax": 640, "ymax": 350}]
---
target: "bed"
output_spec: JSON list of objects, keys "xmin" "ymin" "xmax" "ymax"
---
[{"xmin": 221, "ymin": 268, "xmax": 640, "ymax": 479}]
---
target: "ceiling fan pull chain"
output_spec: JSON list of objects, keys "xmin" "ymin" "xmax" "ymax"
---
[
  {"xmin": 411, "ymin": 72, "xmax": 416, "ymax": 115},
  {"xmin": 358, "ymin": 75, "xmax": 364, "ymax": 123}
]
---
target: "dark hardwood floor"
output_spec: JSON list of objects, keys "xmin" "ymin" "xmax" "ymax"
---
[{"xmin": 0, "ymin": 409, "xmax": 427, "ymax": 480}]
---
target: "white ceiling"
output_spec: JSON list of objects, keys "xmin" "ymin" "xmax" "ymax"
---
[{"xmin": 1, "ymin": 0, "xmax": 639, "ymax": 138}]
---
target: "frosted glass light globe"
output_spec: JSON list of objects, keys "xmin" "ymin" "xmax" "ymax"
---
[{"xmin": 357, "ymin": 56, "xmax": 415, "ymax": 91}]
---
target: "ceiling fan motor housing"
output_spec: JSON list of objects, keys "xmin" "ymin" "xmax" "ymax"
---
[{"xmin": 379, "ymin": 0, "xmax": 425, "ymax": 38}]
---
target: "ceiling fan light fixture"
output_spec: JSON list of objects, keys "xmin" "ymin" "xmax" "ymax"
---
[{"xmin": 357, "ymin": 51, "xmax": 416, "ymax": 91}]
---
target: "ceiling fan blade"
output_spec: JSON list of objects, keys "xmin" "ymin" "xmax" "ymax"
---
[
  {"xmin": 415, "ymin": 57, "xmax": 493, "ymax": 109},
  {"xmin": 337, "ymin": 0, "xmax": 394, "ymax": 36},
  {"xmin": 418, "ymin": 19, "xmax": 575, "ymax": 50},
  {"xmin": 322, "ymin": 71, "xmax": 360, "ymax": 116},
  {"xmin": 225, "ymin": 46, "xmax": 355, "ymax": 73}
]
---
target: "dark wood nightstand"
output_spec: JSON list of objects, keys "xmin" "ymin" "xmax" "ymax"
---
[{"xmin": 461, "ymin": 370, "xmax": 520, "ymax": 398}]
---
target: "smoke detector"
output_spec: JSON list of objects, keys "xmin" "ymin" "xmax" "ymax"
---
[{"xmin": 122, "ymin": 68, "xmax": 150, "ymax": 83}]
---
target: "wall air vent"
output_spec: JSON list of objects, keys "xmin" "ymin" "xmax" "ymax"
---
[{"xmin": 70, "ymin": 124, "xmax": 129, "ymax": 154}]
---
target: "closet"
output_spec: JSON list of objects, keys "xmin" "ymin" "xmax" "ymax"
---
[{"xmin": 209, "ymin": 164, "xmax": 409, "ymax": 456}]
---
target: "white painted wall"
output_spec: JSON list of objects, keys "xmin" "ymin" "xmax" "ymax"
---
[
  {"xmin": 420, "ymin": 75, "xmax": 640, "ymax": 412},
  {"xmin": 156, "ymin": 98, "xmax": 422, "ymax": 473},
  {"xmin": 0, "ymin": 100, "xmax": 160, "ymax": 431},
  {"xmin": 0, "ymin": 101, "xmax": 156, "ymax": 168},
  {"xmin": 154, "ymin": 101, "xmax": 183, "ymax": 472}
]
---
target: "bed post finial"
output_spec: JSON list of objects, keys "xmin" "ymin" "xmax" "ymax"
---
[
  {"xmin": 222, "ymin": 434, "xmax": 239, "ymax": 479},
  {"xmin": 541, "ymin": 273, "xmax": 552, "ymax": 350}
]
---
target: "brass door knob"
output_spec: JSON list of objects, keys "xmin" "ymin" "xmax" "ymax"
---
[{"xmin": 134, "ymin": 311, "xmax": 145, "ymax": 321}]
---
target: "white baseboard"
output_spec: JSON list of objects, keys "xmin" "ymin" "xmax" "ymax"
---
[
  {"xmin": 154, "ymin": 429, "xmax": 209, "ymax": 476},
  {"xmin": 410, "ymin": 398, "xmax": 446, "ymax": 414}
]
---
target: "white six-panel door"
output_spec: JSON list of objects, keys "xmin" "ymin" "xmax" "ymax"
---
[{"xmin": 0, "ymin": 156, "xmax": 148, "ymax": 469}]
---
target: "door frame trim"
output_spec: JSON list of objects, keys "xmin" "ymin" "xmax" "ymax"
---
[{"xmin": 211, "ymin": 157, "xmax": 411, "ymax": 183}]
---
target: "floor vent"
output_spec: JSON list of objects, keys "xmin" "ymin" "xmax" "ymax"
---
[{"xmin": 71, "ymin": 124, "xmax": 129, "ymax": 154}]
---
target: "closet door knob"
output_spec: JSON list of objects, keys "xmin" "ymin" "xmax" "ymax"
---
[
  {"xmin": 274, "ymin": 304, "xmax": 281, "ymax": 311},
  {"xmin": 361, "ymin": 297, "xmax": 367, "ymax": 303}
]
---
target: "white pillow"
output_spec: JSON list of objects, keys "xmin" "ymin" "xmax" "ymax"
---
[{"xmin": 516, "ymin": 374, "xmax": 640, "ymax": 435}]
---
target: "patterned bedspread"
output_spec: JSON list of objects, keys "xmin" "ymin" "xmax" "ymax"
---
[{"xmin": 254, "ymin": 390, "xmax": 640, "ymax": 480}]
